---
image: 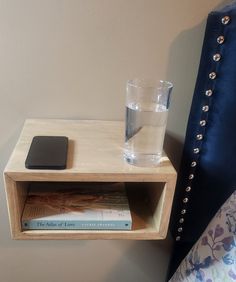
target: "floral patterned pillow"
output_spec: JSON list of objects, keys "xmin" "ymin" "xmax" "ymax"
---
[{"xmin": 169, "ymin": 190, "xmax": 236, "ymax": 282}]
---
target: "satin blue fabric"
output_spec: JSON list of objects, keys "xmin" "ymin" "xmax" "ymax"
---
[{"xmin": 169, "ymin": 2, "xmax": 236, "ymax": 276}]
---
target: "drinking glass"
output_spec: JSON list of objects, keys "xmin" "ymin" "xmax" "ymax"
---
[{"xmin": 124, "ymin": 78, "xmax": 173, "ymax": 166}]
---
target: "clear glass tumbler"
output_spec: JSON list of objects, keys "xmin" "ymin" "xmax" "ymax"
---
[{"xmin": 124, "ymin": 79, "xmax": 173, "ymax": 166}]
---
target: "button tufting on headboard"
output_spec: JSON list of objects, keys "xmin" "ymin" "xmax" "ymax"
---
[
  {"xmin": 202, "ymin": 105, "xmax": 209, "ymax": 112},
  {"xmin": 172, "ymin": 12, "xmax": 228, "ymax": 242},
  {"xmin": 169, "ymin": 3, "xmax": 236, "ymax": 278},
  {"xmin": 199, "ymin": 120, "xmax": 207, "ymax": 126},
  {"xmin": 185, "ymin": 186, "xmax": 191, "ymax": 192},
  {"xmin": 213, "ymin": 53, "xmax": 221, "ymax": 61},
  {"xmin": 205, "ymin": 89, "xmax": 213, "ymax": 96},
  {"xmin": 181, "ymin": 209, "xmax": 186, "ymax": 215},
  {"xmin": 221, "ymin": 15, "xmax": 230, "ymax": 24},
  {"xmin": 209, "ymin": 71, "xmax": 217, "ymax": 79},
  {"xmin": 179, "ymin": 218, "xmax": 184, "ymax": 224},
  {"xmin": 182, "ymin": 198, "xmax": 189, "ymax": 204},
  {"xmin": 193, "ymin": 148, "xmax": 200, "ymax": 154},
  {"xmin": 188, "ymin": 174, "xmax": 194, "ymax": 180},
  {"xmin": 217, "ymin": 35, "xmax": 225, "ymax": 44},
  {"xmin": 196, "ymin": 134, "xmax": 203, "ymax": 140}
]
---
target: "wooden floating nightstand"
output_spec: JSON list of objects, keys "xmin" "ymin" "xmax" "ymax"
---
[{"xmin": 4, "ymin": 119, "xmax": 177, "ymax": 240}]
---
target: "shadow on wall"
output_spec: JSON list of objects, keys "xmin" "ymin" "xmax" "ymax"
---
[
  {"xmin": 164, "ymin": 132, "xmax": 183, "ymax": 170},
  {"xmin": 163, "ymin": 19, "xmax": 207, "ymax": 170},
  {"xmin": 164, "ymin": 0, "xmax": 234, "ymax": 171},
  {"xmin": 103, "ymin": 237, "xmax": 173, "ymax": 282}
]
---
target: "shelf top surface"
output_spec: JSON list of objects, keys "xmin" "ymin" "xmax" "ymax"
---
[{"xmin": 5, "ymin": 119, "xmax": 176, "ymax": 181}]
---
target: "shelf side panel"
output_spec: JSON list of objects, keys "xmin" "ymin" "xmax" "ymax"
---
[{"xmin": 4, "ymin": 174, "xmax": 29, "ymax": 238}]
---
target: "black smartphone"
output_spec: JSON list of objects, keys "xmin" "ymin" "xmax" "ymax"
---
[{"xmin": 25, "ymin": 136, "xmax": 68, "ymax": 169}]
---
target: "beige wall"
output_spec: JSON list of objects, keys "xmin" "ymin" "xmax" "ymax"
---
[{"xmin": 0, "ymin": 1, "xmax": 228, "ymax": 281}]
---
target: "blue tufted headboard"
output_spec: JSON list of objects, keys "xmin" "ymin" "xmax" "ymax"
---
[{"xmin": 169, "ymin": 2, "xmax": 236, "ymax": 276}]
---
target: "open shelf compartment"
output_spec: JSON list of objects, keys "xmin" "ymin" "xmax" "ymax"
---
[{"xmin": 4, "ymin": 178, "xmax": 173, "ymax": 240}]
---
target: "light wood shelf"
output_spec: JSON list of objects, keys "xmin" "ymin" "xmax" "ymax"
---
[{"xmin": 4, "ymin": 119, "xmax": 177, "ymax": 240}]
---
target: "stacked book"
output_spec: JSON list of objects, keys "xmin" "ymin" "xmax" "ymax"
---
[{"xmin": 22, "ymin": 182, "xmax": 132, "ymax": 230}]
